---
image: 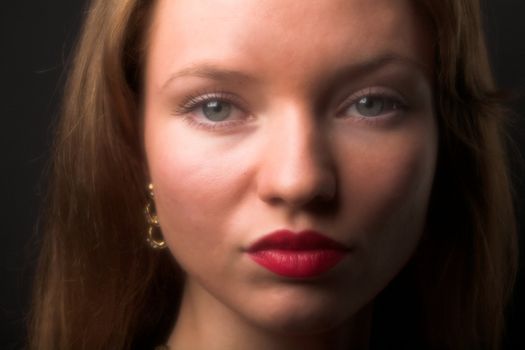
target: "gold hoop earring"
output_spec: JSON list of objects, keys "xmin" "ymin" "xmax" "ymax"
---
[{"xmin": 145, "ymin": 183, "xmax": 167, "ymax": 249}]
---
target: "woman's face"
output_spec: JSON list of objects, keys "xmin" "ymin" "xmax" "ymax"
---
[{"xmin": 144, "ymin": 0, "xmax": 436, "ymax": 334}]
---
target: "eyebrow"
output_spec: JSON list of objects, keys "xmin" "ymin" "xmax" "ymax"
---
[
  {"xmin": 339, "ymin": 54, "xmax": 430, "ymax": 80},
  {"xmin": 161, "ymin": 64, "xmax": 256, "ymax": 91},
  {"xmin": 160, "ymin": 53, "xmax": 430, "ymax": 92}
]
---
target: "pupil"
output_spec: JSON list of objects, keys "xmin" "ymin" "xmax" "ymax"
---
[
  {"xmin": 209, "ymin": 101, "xmax": 222, "ymax": 112},
  {"xmin": 203, "ymin": 100, "xmax": 231, "ymax": 121},
  {"xmin": 357, "ymin": 97, "xmax": 384, "ymax": 116}
]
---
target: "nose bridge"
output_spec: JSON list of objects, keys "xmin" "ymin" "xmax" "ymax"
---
[{"xmin": 256, "ymin": 106, "xmax": 335, "ymax": 207}]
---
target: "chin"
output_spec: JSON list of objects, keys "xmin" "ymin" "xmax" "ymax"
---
[{"xmin": 243, "ymin": 287, "xmax": 364, "ymax": 336}]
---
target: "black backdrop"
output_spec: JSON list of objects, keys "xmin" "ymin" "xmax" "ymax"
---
[{"xmin": 1, "ymin": 1, "xmax": 524, "ymax": 348}]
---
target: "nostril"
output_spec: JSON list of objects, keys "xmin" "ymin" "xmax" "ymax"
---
[
  {"xmin": 263, "ymin": 189, "xmax": 339, "ymax": 214},
  {"xmin": 257, "ymin": 166, "xmax": 338, "ymax": 211},
  {"xmin": 303, "ymin": 193, "xmax": 340, "ymax": 215}
]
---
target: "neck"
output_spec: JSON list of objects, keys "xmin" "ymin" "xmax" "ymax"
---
[{"xmin": 166, "ymin": 281, "xmax": 373, "ymax": 350}]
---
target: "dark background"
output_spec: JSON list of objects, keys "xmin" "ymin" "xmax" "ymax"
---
[{"xmin": 1, "ymin": 0, "xmax": 524, "ymax": 348}]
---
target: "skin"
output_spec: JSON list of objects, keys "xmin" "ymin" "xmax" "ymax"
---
[{"xmin": 143, "ymin": 0, "xmax": 437, "ymax": 349}]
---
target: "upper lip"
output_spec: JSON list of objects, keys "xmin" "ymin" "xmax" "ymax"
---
[{"xmin": 246, "ymin": 229, "xmax": 350, "ymax": 252}]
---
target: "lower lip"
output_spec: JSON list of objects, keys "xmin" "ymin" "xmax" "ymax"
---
[{"xmin": 248, "ymin": 250, "xmax": 347, "ymax": 278}]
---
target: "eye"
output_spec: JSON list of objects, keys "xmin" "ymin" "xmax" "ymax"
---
[
  {"xmin": 201, "ymin": 99, "xmax": 232, "ymax": 122},
  {"xmin": 340, "ymin": 92, "xmax": 406, "ymax": 119},
  {"xmin": 357, "ymin": 96, "xmax": 388, "ymax": 116},
  {"xmin": 174, "ymin": 92, "xmax": 250, "ymax": 131}
]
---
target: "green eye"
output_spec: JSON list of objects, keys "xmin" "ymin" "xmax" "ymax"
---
[
  {"xmin": 348, "ymin": 94, "xmax": 404, "ymax": 118},
  {"xmin": 202, "ymin": 100, "xmax": 232, "ymax": 121},
  {"xmin": 355, "ymin": 97, "xmax": 386, "ymax": 117}
]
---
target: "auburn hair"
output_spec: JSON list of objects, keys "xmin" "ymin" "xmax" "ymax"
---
[{"xmin": 29, "ymin": 0, "xmax": 518, "ymax": 349}]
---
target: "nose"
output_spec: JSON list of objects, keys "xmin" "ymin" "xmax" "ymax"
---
[{"xmin": 256, "ymin": 108, "xmax": 336, "ymax": 209}]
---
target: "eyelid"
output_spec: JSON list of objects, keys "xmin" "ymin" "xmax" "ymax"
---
[
  {"xmin": 336, "ymin": 87, "xmax": 408, "ymax": 116},
  {"xmin": 172, "ymin": 90, "xmax": 253, "ymax": 131},
  {"xmin": 173, "ymin": 90, "xmax": 247, "ymax": 116}
]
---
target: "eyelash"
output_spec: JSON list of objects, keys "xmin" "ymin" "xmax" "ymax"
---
[
  {"xmin": 173, "ymin": 88, "xmax": 408, "ymax": 131},
  {"xmin": 336, "ymin": 88, "xmax": 408, "ymax": 124},
  {"xmin": 173, "ymin": 90, "xmax": 249, "ymax": 131}
]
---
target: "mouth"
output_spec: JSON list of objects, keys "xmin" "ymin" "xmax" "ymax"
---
[{"xmin": 246, "ymin": 230, "xmax": 350, "ymax": 278}]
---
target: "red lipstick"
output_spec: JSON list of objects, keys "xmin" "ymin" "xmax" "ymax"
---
[{"xmin": 246, "ymin": 230, "xmax": 349, "ymax": 278}]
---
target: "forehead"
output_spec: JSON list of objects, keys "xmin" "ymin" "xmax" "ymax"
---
[{"xmin": 146, "ymin": 0, "xmax": 432, "ymax": 89}]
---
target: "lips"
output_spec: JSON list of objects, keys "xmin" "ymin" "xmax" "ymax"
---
[{"xmin": 246, "ymin": 230, "xmax": 349, "ymax": 278}]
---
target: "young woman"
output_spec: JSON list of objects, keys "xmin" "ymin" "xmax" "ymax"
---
[{"xmin": 30, "ymin": 0, "xmax": 518, "ymax": 349}]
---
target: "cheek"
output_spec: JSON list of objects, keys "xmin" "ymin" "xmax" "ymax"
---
[
  {"xmin": 145, "ymin": 124, "xmax": 255, "ymax": 259},
  {"xmin": 338, "ymin": 122, "xmax": 437, "ymax": 282},
  {"xmin": 338, "ymin": 122, "xmax": 437, "ymax": 230}
]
